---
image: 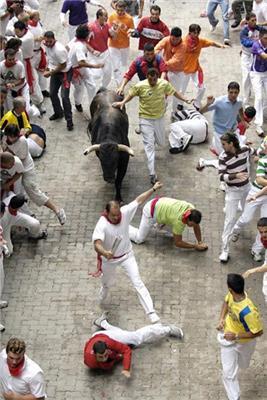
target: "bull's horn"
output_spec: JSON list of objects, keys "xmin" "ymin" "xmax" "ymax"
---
[
  {"xmin": 83, "ymin": 144, "xmax": 100, "ymax": 155},
  {"xmin": 117, "ymin": 144, "xmax": 134, "ymax": 157}
]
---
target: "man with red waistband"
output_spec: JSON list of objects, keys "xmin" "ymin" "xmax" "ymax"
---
[
  {"xmin": 129, "ymin": 197, "xmax": 208, "ymax": 251},
  {"xmin": 84, "ymin": 312, "xmax": 183, "ymax": 377},
  {"xmin": 14, "ymin": 20, "xmax": 44, "ymax": 116},
  {"xmin": 91, "ymin": 181, "xmax": 162, "ymax": 323}
]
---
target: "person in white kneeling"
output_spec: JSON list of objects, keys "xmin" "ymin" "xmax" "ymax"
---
[{"xmin": 0, "ymin": 337, "xmax": 46, "ymax": 400}]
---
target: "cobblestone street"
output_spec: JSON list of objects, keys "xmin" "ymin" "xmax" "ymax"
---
[{"xmin": 1, "ymin": 0, "xmax": 267, "ymax": 399}]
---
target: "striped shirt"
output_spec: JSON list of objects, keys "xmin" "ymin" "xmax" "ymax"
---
[
  {"xmin": 253, "ymin": 155, "xmax": 267, "ymax": 189},
  {"xmin": 218, "ymin": 146, "xmax": 253, "ymax": 188},
  {"xmin": 174, "ymin": 108, "xmax": 207, "ymax": 122}
]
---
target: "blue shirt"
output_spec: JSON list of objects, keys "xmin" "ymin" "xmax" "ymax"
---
[
  {"xmin": 207, "ymin": 95, "xmax": 243, "ymax": 134},
  {"xmin": 61, "ymin": 0, "xmax": 89, "ymax": 26},
  {"xmin": 251, "ymin": 40, "xmax": 267, "ymax": 72}
]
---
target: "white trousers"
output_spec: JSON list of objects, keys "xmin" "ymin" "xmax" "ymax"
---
[
  {"xmin": 168, "ymin": 71, "xmax": 184, "ymax": 111},
  {"xmin": 241, "ymin": 52, "xmax": 252, "ymax": 105},
  {"xmin": 139, "ymin": 117, "xmax": 165, "ymax": 176},
  {"xmin": 233, "ymin": 186, "xmax": 267, "ymax": 254},
  {"xmin": 250, "ymin": 70, "xmax": 267, "ymax": 129},
  {"xmin": 169, "ymin": 118, "xmax": 208, "ymax": 148},
  {"xmin": 68, "ymin": 24, "xmax": 79, "ymax": 41},
  {"xmin": 73, "ymin": 67, "xmax": 96, "ymax": 107},
  {"xmin": 87, "ymin": 50, "xmax": 112, "ymax": 90},
  {"xmin": 109, "ymin": 47, "xmax": 129, "ymax": 86},
  {"xmin": 0, "ymin": 211, "xmax": 41, "ymax": 254},
  {"xmin": 100, "ymin": 251, "xmax": 155, "ymax": 315},
  {"xmin": 27, "ymin": 138, "xmax": 43, "ymax": 158},
  {"xmin": 179, "ymin": 71, "xmax": 205, "ymax": 108},
  {"xmin": 92, "ymin": 321, "xmax": 171, "ymax": 347},
  {"xmin": 23, "ymin": 59, "xmax": 43, "ymax": 106},
  {"xmin": 221, "ymin": 340, "xmax": 256, "ymax": 400},
  {"xmin": 222, "ymin": 184, "xmax": 251, "ymax": 253},
  {"xmin": 0, "ymin": 254, "xmax": 4, "ymax": 302},
  {"xmin": 22, "ymin": 169, "xmax": 49, "ymax": 207},
  {"xmin": 129, "ymin": 200, "xmax": 155, "ymax": 244},
  {"xmin": 32, "ymin": 50, "xmax": 48, "ymax": 91}
]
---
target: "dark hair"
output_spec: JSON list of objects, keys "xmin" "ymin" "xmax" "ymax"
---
[
  {"xmin": 44, "ymin": 31, "xmax": 55, "ymax": 39},
  {"xmin": 144, "ymin": 42, "xmax": 155, "ymax": 52},
  {"xmin": 257, "ymin": 217, "xmax": 267, "ymax": 228},
  {"xmin": 170, "ymin": 27, "xmax": 182, "ymax": 38},
  {"xmin": 147, "ymin": 67, "xmax": 159, "ymax": 77},
  {"xmin": 220, "ymin": 132, "xmax": 241, "ymax": 151},
  {"xmin": 76, "ymin": 24, "xmax": 90, "ymax": 39},
  {"xmin": 6, "ymin": 37, "xmax": 22, "ymax": 50},
  {"xmin": 4, "ymin": 124, "xmax": 20, "ymax": 137},
  {"xmin": 246, "ymin": 12, "xmax": 256, "ymax": 21},
  {"xmin": 189, "ymin": 24, "xmax": 201, "ymax": 34},
  {"xmin": 150, "ymin": 5, "xmax": 161, "ymax": 14},
  {"xmin": 96, "ymin": 8, "xmax": 106, "ymax": 18},
  {"xmin": 6, "ymin": 338, "xmax": 26, "ymax": 355},
  {"xmin": 4, "ymin": 48, "xmax": 16, "ymax": 59},
  {"xmin": 9, "ymin": 194, "xmax": 27, "ymax": 209},
  {"xmin": 0, "ymin": 202, "xmax": 5, "ymax": 214},
  {"xmin": 227, "ymin": 273, "xmax": 245, "ymax": 294},
  {"xmin": 227, "ymin": 81, "xmax": 240, "ymax": 91},
  {"xmin": 105, "ymin": 200, "xmax": 120, "ymax": 212},
  {"xmin": 116, "ymin": 0, "xmax": 126, "ymax": 8},
  {"xmin": 188, "ymin": 209, "xmax": 202, "ymax": 224},
  {"xmin": 14, "ymin": 21, "xmax": 26, "ymax": 31},
  {"xmin": 244, "ymin": 106, "xmax": 256, "ymax": 119},
  {"xmin": 93, "ymin": 341, "xmax": 107, "ymax": 354}
]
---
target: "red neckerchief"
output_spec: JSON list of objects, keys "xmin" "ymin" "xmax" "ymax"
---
[
  {"xmin": 8, "ymin": 207, "xmax": 17, "ymax": 216},
  {"xmin": 4, "ymin": 60, "xmax": 17, "ymax": 68},
  {"xmin": 182, "ymin": 209, "xmax": 191, "ymax": 224},
  {"xmin": 102, "ymin": 210, "xmax": 122, "ymax": 225},
  {"xmin": 186, "ymin": 34, "xmax": 199, "ymax": 52},
  {"xmin": 7, "ymin": 356, "xmax": 25, "ymax": 376},
  {"xmin": 28, "ymin": 19, "xmax": 38, "ymax": 27},
  {"xmin": 261, "ymin": 237, "xmax": 267, "ymax": 249}
]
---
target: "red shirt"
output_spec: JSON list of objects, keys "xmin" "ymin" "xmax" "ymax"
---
[
  {"xmin": 136, "ymin": 17, "xmax": 170, "ymax": 50},
  {"xmin": 88, "ymin": 21, "xmax": 111, "ymax": 53},
  {"xmin": 124, "ymin": 54, "xmax": 167, "ymax": 81},
  {"xmin": 84, "ymin": 333, "xmax": 132, "ymax": 371}
]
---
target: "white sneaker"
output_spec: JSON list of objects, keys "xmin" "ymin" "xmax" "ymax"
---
[
  {"xmin": 256, "ymin": 126, "xmax": 264, "ymax": 137},
  {"xmin": 148, "ymin": 312, "xmax": 160, "ymax": 324},
  {"xmin": 56, "ymin": 208, "xmax": 66, "ymax": 225},
  {"xmin": 94, "ymin": 312, "xmax": 109, "ymax": 329},
  {"xmin": 0, "ymin": 300, "xmax": 8, "ymax": 309},
  {"xmin": 251, "ymin": 251, "xmax": 262, "ymax": 262},
  {"xmin": 196, "ymin": 157, "xmax": 205, "ymax": 171},
  {"xmin": 231, "ymin": 232, "xmax": 239, "ymax": 242},
  {"xmin": 219, "ymin": 251, "xmax": 229, "ymax": 263},
  {"xmin": 219, "ymin": 182, "xmax": 226, "ymax": 192},
  {"xmin": 168, "ymin": 325, "xmax": 184, "ymax": 339},
  {"xmin": 224, "ymin": 38, "xmax": 231, "ymax": 46},
  {"xmin": 0, "ymin": 323, "xmax": 5, "ymax": 332}
]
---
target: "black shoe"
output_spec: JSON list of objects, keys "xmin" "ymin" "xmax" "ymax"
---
[
  {"xmin": 49, "ymin": 113, "xmax": 63, "ymax": 121},
  {"xmin": 231, "ymin": 20, "xmax": 240, "ymax": 28},
  {"xmin": 169, "ymin": 147, "xmax": 183, "ymax": 154},
  {"xmin": 150, "ymin": 174, "xmax": 158, "ymax": 185},
  {"xmin": 75, "ymin": 104, "xmax": 83, "ymax": 112},
  {"xmin": 67, "ymin": 122, "xmax": 74, "ymax": 131},
  {"xmin": 42, "ymin": 90, "xmax": 50, "ymax": 98}
]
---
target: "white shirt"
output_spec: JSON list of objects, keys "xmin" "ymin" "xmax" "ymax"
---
[
  {"xmin": 0, "ymin": 0, "xmax": 9, "ymax": 36},
  {"xmin": 92, "ymin": 200, "xmax": 139, "ymax": 258},
  {"xmin": 68, "ymin": 39, "xmax": 88, "ymax": 68},
  {"xmin": 45, "ymin": 41, "xmax": 71, "ymax": 72},
  {"xmin": 3, "ymin": 135, "xmax": 34, "ymax": 172},
  {"xmin": 0, "ymin": 349, "xmax": 46, "ymax": 398},
  {"xmin": 28, "ymin": 22, "xmax": 44, "ymax": 50},
  {"xmin": 0, "ymin": 60, "xmax": 25, "ymax": 90},
  {"xmin": 0, "ymin": 156, "xmax": 24, "ymax": 184},
  {"xmin": 253, "ymin": 0, "xmax": 267, "ymax": 23}
]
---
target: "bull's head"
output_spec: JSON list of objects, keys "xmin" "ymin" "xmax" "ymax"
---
[{"xmin": 83, "ymin": 143, "xmax": 134, "ymax": 183}]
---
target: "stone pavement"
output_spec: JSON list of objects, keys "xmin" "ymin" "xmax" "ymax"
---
[{"xmin": 1, "ymin": 0, "xmax": 267, "ymax": 399}]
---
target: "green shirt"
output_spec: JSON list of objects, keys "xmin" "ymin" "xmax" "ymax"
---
[
  {"xmin": 253, "ymin": 155, "xmax": 267, "ymax": 189},
  {"xmin": 128, "ymin": 78, "xmax": 176, "ymax": 119},
  {"xmin": 155, "ymin": 198, "xmax": 194, "ymax": 235}
]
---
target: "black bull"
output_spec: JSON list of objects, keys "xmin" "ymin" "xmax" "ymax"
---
[{"xmin": 84, "ymin": 89, "xmax": 134, "ymax": 202}]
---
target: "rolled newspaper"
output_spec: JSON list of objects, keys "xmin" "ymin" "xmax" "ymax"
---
[{"xmin": 111, "ymin": 235, "xmax": 122, "ymax": 253}]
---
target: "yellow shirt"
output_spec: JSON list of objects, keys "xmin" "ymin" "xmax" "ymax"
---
[
  {"xmin": 108, "ymin": 12, "xmax": 134, "ymax": 49},
  {"xmin": 129, "ymin": 78, "xmax": 176, "ymax": 119},
  {"xmin": 224, "ymin": 292, "xmax": 263, "ymax": 343},
  {"xmin": 0, "ymin": 110, "xmax": 31, "ymax": 131},
  {"xmin": 155, "ymin": 198, "xmax": 194, "ymax": 235}
]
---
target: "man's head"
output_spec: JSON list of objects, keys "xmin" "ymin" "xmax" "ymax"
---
[
  {"xmin": 227, "ymin": 81, "xmax": 240, "ymax": 102},
  {"xmin": 44, "ymin": 31, "xmax": 56, "ymax": 48},
  {"xmin": 4, "ymin": 124, "xmax": 20, "ymax": 145},
  {"xmin": 220, "ymin": 132, "xmax": 241, "ymax": 154},
  {"xmin": 93, "ymin": 341, "xmax": 109, "ymax": 362},
  {"xmin": 185, "ymin": 209, "xmax": 202, "ymax": 227},
  {"xmin": 6, "ymin": 37, "xmax": 22, "ymax": 52},
  {"xmin": 75, "ymin": 24, "xmax": 90, "ymax": 40},
  {"xmin": 188, "ymin": 24, "xmax": 201, "ymax": 37},
  {"xmin": 259, "ymin": 30, "xmax": 267, "ymax": 47},
  {"xmin": 0, "ymin": 35, "xmax": 7, "ymax": 51},
  {"xmin": 14, "ymin": 21, "xmax": 27, "ymax": 38},
  {"xmin": 143, "ymin": 43, "xmax": 155, "ymax": 62},
  {"xmin": 245, "ymin": 12, "xmax": 257, "ymax": 28},
  {"xmin": 9, "ymin": 194, "xmax": 27, "ymax": 211},
  {"xmin": 227, "ymin": 273, "xmax": 245, "ymax": 295},
  {"xmin": 96, "ymin": 8, "xmax": 108, "ymax": 25},
  {"xmin": 170, "ymin": 27, "xmax": 182, "ymax": 46},
  {"xmin": 29, "ymin": 10, "xmax": 40, "ymax": 22},
  {"xmin": 115, "ymin": 0, "xmax": 126, "ymax": 16},
  {"xmin": 4, "ymin": 48, "xmax": 17, "ymax": 67},
  {"xmin": 0, "ymin": 86, "xmax": 7, "ymax": 106},
  {"xmin": 0, "ymin": 152, "xmax": 15, "ymax": 169},
  {"xmin": 6, "ymin": 338, "xmax": 26, "ymax": 369},
  {"xmin": 105, "ymin": 200, "xmax": 121, "ymax": 224},
  {"xmin": 147, "ymin": 67, "xmax": 159, "ymax": 86},
  {"xmin": 13, "ymin": 96, "xmax": 26, "ymax": 114},
  {"xmin": 150, "ymin": 5, "xmax": 161, "ymax": 23},
  {"xmin": 257, "ymin": 217, "xmax": 267, "ymax": 241},
  {"xmin": 244, "ymin": 106, "xmax": 256, "ymax": 122}
]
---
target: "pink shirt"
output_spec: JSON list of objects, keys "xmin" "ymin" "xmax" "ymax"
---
[{"xmin": 88, "ymin": 21, "xmax": 110, "ymax": 53}]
